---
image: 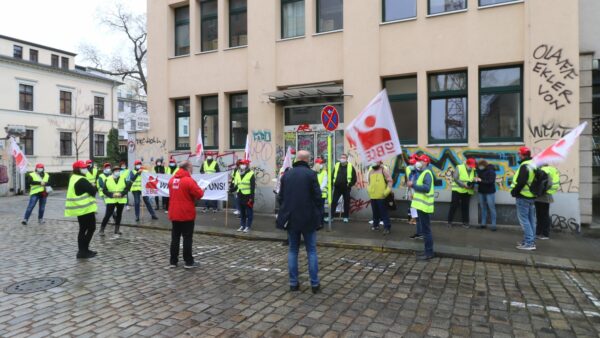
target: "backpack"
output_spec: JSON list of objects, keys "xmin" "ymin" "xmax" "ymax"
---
[{"xmin": 528, "ymin": 166, "xmax": 550, "ymax": 197}]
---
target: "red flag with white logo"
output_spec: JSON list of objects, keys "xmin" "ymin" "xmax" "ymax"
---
[
  {"xmin": 195, "ymin": 128, "xmax": 204, "ymax": 164},
  {"xmin": 532, "ymin": 121, "xmax": 588, "ymax": 166},
  {"xmin": 345, "ymin": 89, "xmax": 402, "ymax": 163},
  {"xmin": 9, "ymin": 137, "xmax": 28, "ymax": 174}
]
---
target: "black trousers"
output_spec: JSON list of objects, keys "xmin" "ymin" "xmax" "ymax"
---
[
  {"xmin": 448, "ymin": 191, "xmax": 471, "ymax": 225},
  {"xmin": 77, "ymin": 213, "xmax": 96, "ymax": 253},
  {"xmin": 154, "ymin": 196, "xmax": 160, "ymax": 209},
  {"xmin": 170, "ymin": 221, "xmax": 195, "ymax": 265},
  {"xmin": 331, "ymin": 186, "xmax": 351, "ymax": 218},
  {"xmin": 101, "ymin": 203, "xmax": 124, "ymax": 233},
  {"xmin": 163, "ymin": 197, "xmax": 170, "ymax": 211},
  {"xmin": 535, "ymin": 202, "xmax": 550, "ymax": 237}
]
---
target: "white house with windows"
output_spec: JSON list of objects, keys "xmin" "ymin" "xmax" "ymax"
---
[{"xmin": 0, "ymin": 35, "xmax": 120, "ymax": 192}]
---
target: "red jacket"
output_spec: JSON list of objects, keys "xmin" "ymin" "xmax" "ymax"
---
[{"xmin": 168, "ymin": 169, "xmax": 204, "ymax": 221}]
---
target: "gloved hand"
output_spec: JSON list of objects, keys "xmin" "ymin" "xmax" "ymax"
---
[
  {"xmin": 510, "ymin": 189, "xmax": 518, "ymax": 198},
  {"xmin": 247, "ymin": 199, "xmax": 254, "ymax": 208},
  {"xmin": 113, "ymin": 192, "xmax": 121, "ymax": 198}
]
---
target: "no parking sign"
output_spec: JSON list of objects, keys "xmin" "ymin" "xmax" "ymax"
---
[{"xmin": 321, "ymin": 105, "xmax": 339, "ymax": 131}]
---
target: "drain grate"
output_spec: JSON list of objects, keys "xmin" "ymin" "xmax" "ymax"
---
[{"xmin": 3, "ymin": 277, "xmax": 67, "ymax": 294}]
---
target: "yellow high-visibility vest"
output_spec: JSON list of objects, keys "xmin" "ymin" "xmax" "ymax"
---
[
  {"xmin": 411, "ymin": 169, "xmax": 435, "ymax": 214},
  {"xmin": 29, "ymin": 172, "xmax": 49, "ymax": 195},
  {"xmin": 64, "ymin": 175, "xmax": 97, "ymax": 217},
  {"xmin": 104, "ymin": 176, "xmax": 127, "ymax": 204}
]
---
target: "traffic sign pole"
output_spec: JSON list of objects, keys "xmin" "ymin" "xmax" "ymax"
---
[
  {"xmin": 321, "ymin": 105, "xmax": 339, "ymax": 232},
  {"xmin": 327, "ymin": 133, "xmax": 332, "ymax": 232}
]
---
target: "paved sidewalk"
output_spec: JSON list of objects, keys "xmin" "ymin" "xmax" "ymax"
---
[{"xmin": 6, "ymin": 193, "xmax": 600, "ymax": 272}]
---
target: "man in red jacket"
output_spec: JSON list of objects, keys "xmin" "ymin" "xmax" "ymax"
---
[{"xmin": 168, "ymin": 160, "xmax": 204, "ymax": 269}]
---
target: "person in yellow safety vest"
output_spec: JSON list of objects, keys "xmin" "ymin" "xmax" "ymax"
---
[
  {"xmin": 200, "ymin": 151, "xmax": 221, "ymax": 213},
  {"xmin": 85, "ymin": 159, "xmax": 98, "ymax": 186},
  {"xmin": 330, "ymin": 154, "xmax": 357, "ymax": 223},
  {"xmin": 447, "ymin": 158, "xmax": 478, "ymax": 228},
  {"xmin": 153, "ymin": 158, "xmax": 166, "ymax": 210},
  {"xmin": 128, "ymin": 160, "xmax": 159, "ymax": 222},
  {"xmin": 21, "ymin": 163, "xmax": 50, "ymax": 225},
  {"xmin": 405, "ymin": 154, "xmax": 419, "ymax": 228},
  {"xmin": 367, "ymin": 160, "xmax": 393, "ymax": 235},
  {"xmin": 163, "ymin": 158, "xmax": 179, "ymax": 213},
  {"xmin": 535, "ymin": 164, "xmax": 560, "ymax": 240},
  {"xmin": 119, "ymin": 160, "xmax": 131, "ymax": 210},
  {"xmin": 65, "ymin": 160, "xmax": 98, "ymax": 259},
  {"xmin": 99, "ymin": 166, "xmax": 131, "ymax": 236},
  {"xmin": 510, "ymin": 146, "xmax": 537, "ymax": 251},
  {"xmin": 96, "ymin": 163, "xmax": 112, "ymax": 199},
  {"xmin": 234, "ymin": 159, "xmax": 255, "ymax": 233},
  {"xmin": 230, "ymin": 159, "xmax": 243, "ymax": 216},
  {"xmin": 314, "ymin": 157, "xmax": 327, "ymax": 228},
  {"xmin": 408, "ymin": 155, "xmax": 435, "ymax": 261}
]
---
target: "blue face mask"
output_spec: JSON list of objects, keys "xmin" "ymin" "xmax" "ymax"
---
[
  {"xmin": 103, "ymin": 169, "xmax": 111, "ymax": 175},
  {"xmin": 113, "ymin": 171, "xmax": 121, "ymax": 178}
]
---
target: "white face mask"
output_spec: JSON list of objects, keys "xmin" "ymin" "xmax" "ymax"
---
[
  {"xmin": 113, "ymin": 171, "xmax": 121, "ymax": 178},
  {"xmin": 340, "ymin": 159, "xmax": 347, "ymax": 164},
  {"xmin": 36, "ymin": 168, "xmax": 44, "ymax": 173},
  {"xmin": 207, "ymin": 156, "xmax": 213, "ymax": 161},
  {"xmin": 121, "ymin": 166, "xmax": 126, "ymax": 170},
  {"xmin": 135, "ymin": 165, "xmax": 141, "ymax": 170},
  {"xmin": 169, "ymin": 163, "xmax": 176, "ymax": 167},
  {"xmin": 157, "ymin": 162, "xmax": 162, "ymax": 166},
  {"xmin": 479, "ymin": 166, "xmax": 485, "ymax": 170},
  {"xmin": 240, "ymin": 165, "xmax": 247, "ymax": 170},
  {"xmin": 314, "ymin": 164, "xmax": 321, "ymax": 171},
  {"xmin": 103, "ymin": 169, "xmax": 111, "ymax": 175},
  {"xmin": 81, "ymin": 168, "xmax": 89, "ymax": 175},
  {"xmin": 415, "ymin": 162, "xmax": 424, "ymax": 170}
]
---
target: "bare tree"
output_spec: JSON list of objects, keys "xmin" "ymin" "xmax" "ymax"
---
[
  {"xmin": 72, "ymin": 90, "xmax": 93, "ymax": 161},
  {"xmin": 80, "ymin": 3, "xmax": 147, "ymax": 94}
]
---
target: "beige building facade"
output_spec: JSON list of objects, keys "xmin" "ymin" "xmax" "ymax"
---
[{"xmin": 146, "ymin": 0, "xmax": 592, "ymax": 227}]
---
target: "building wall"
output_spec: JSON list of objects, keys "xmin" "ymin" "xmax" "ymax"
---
[
  {"xmin": 146, "ymin": 0, "xmax": 583, "ymax": 227},
  {"xmin": 0, "ymin": 37, "xmax": 75, "ymax": 70}
]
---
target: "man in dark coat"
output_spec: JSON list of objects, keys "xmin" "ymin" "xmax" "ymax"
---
[{"xmin": 276, "ymin": 150, "xmax": 322, "ymax": 293}]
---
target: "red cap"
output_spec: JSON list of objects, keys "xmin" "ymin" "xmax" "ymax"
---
[
  {"xmin": 409, "ymin": 153, "xmax": 419, "ymax": 160},
  {"xmin": 466, "ymin": 158, "xmax": 477, "ymax": 168},
  {"xmin": 315, "ymin": 158, "xmax": 324, "ymax": 164},
  {"xmin": 408, "ymin": 158, "xmax": 416, "ymax": 165},
  {"xmin": 134, "ymin": 160, "xmax": 142, "ymax": 165},
  {"xmin": 169, "ymin": 158, "xmax": 176, "ymax": 163},
  {"xmin": 35, "ymin": 163, "xmax": 44, "ymax": 169},
  {"xmin": 518, "ymin": 146, "xmax": 531, "ymax": 156},
  {"xmin": 85, "ymin": 160, "xmax": 92, "ymax": 165},
  {"xmin": 240, "ymin": 159, "xmax": 250, "ymax": 165},
  {"xmin": 290, "ymin": 149, "xmax": 296, "ymax": 155},
  {"xmin": 72, "ymin": 160, "xmax": 87, "ymax": 170},
  {"xmin": 103, "ymin": 162, "xmax": 111, "ymax": 168},
  {"xmin": 419, "ymin": 155, "xmax": 431, "ymax": 164}
]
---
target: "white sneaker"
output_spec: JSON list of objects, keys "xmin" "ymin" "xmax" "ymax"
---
[
  {"xmin": 38, "ymin": 219, "xmax": 46, "ymax": 224},
  {"xmin": 324, "ymin": 217, "xmax": 330, "ymax": 222},
  {"xmin": 243, "ymin": 227, "xmax": 250, "ymax": 233},
  {"xmin": 343, "ymin": 218, "xmax": 349, "ymax": 223},
  {"xmin": 126, "ymin": 206, "xmax": 131, "ymax": 211},
  {"xmin": 237, "ymin": 226, "xmax": 244, "ymax": 232},
  {"xmin": 233, "ymin": 210, "xmax": 240, "ymax": 215},
  {"xmin": 368, "ymin": 220, "xmax": 374, "ymax": 225},
  {"xmin": 164, "ymin": 210, "xmax": 168, "ymax": 214}
]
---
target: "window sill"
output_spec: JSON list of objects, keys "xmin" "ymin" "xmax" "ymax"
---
[
  {"xmin": 195, "ymin": 50, "xmax": 218, "ymax": 55},
  {"xmin": 478, "ymin": 1, "xmax": 524, "ymax": 10},
  {"xmin": 478, "ymin": 141, "xmax": 524, "ymax": 146},
  {"xmin": 401, "ymin": 144, "xmax": 418, "ymax": 147},
  {"xmin": 168, "ymin": 54, "xmax": 190, "ymax": 60},
  {"xmin": 312, "ymin": 29, "xmax": 343, "ymax": 37},
  {"xmin": 380, "ymin": 17, "xmax": 417, "ymax": 26},
  {"xmin": 276, "ymin": 35, "xmax": 305, "ymax": 43},
  {"xmin": 426, "ymin": 9, "xmax": 468, "ymax": 18},
  {"xmin": 224, "ymin": 45, "xmax": 248, "ymax": 51},
  {"xmin": 427, "ymin": 143, "xmax": 469, "ymax": 147}
]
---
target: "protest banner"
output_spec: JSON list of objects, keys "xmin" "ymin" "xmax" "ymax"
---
[{"xmin": 142, "ymin": 172, "xmax": 229, "ymax": 201}]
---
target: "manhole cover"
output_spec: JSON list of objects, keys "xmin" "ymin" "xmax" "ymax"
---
[{"xmin": 3, "ymin": 277, "xmax": 66, "ymax": 294}]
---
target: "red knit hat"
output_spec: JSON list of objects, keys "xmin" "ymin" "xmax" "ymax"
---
[{"xmin": 35, "ymin": 163, "xmax": 44, "ymax": 169}]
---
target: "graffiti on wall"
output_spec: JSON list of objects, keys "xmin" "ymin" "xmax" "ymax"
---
[
  {"xmin": 527, "ymin": 118, "xmax": 574, "ymax": 143},
  {"xmin": 532, "ymin": 44, "xmax": 578, "ymax": 111},
  {"xmin": 250, "ymin": 129, "xmax": 276, "ymax": 187},
  {"xmin": 551, "ymin": 214, "xmax": 580, "ymax": 234},
  {"xmin": 252, "ymin": 130, "xmax": 272, "ymax": 142}
]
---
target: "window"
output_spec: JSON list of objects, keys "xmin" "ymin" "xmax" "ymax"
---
[
  {"xmin": 61, "ymin": 57, "xmax": 69, "ymax": 69},
  {"xmin": 131, "ymin": 120, "xmax": 137, "ymax": 131},
  {"xmin": 479, "ymin": 66, "xmax": 523, "ymax": 142},
  {"xmin": 428, "ymin": 0, "xmax": 467, "ymax": 15},
  {"xmin": 317, "ymin": 0, "xmax": 343, "ymax": 33},
  {"xmin": 94, "ymin": 134, "xmax": 105, "ymax": 157},
  {"xmin": 59, "ymin": 91, "xmax": 72, "ymax": 115},
  {"xmin": 175, "ymin": 99, "xmax": 191, "ymax": 150},
  {"xmin": 118, "ymin": 118, "xmax": 125, "ymax": 129},
  {"xmin": 13, "ymin": 45, "xmax": 23, "ymax": 59},
  {"xmin": 479, "ymin": 0, "xmax": 519, "ymax": 6},
  {"xmin": 60, "ymin": 132, "xmax": 72, "ymax": 156},
  {"xmin": 19, "ymin": 84, "xmax": 33, "ymax": 111},
  {"xmin": 29, "ymin": 49, "xmax": 38, "ymax": 62},
  {"xmin": 22, "ymin": 129, "xmax": 34, "ymax": 156},
  {"xmin": 202, "ymin": 96, "xmax": 219, "ymax": 149},
  {"xmin": 230, "ymin": 93, "xmax": 248, "ymax": 149},
  {"xmin": 119, "ymin": 145, "xmax": 127, "ymax": 153},
  {"xmin": 174, "ymin": 6, "xmax": 190, "ymax": 56},
  {"xmin": 284, "ymin": 104, "xmax": 344, "ymax": 125},
  {"xmin": 94, "ymin": 96, "xmax": 105, "ymax": 118},
  {"xmin": 201, "ymin": 0, "xmax": 218, "ymax": 51},
  {"xmin": 118, "ymin": 100, "xmax": 124, "ymax": 112},
  {"xmin": 51, "ymin": 54, "xmax": 59, "ymax": 67},
  {"xmin": 383, "ymin": 0, "xmax": 416, "ymax": 22},
  {"xmin": 282, "ymin": 0, "xmax": 305, "ymax": 38},
  {"xmin": 229, "ymin": 0, "xmax": 247, "ymax": 47},
  {"xmin": 428, "ymin": 71, "xmax": 468, "ymax": 143},
  {"xmin": 384, "ymin": 76, "xmax": 418, "ymax": 144}
]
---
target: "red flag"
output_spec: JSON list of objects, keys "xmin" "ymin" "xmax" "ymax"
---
[{"xmin": 532, "ymin": 121, "xmax": 587, "ymax": 166}]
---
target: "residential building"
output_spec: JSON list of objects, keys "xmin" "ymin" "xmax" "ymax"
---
[
  {"xmin": 145, "ymin": 0, "xmax": 592, "ymax": 226},
  {"xmin": 0, "ymin": 35, "xmax": 120, "ymax": 195}
]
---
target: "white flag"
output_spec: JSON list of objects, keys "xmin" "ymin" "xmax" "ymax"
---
[
  {"xmin": 532, "ymin": 121, "xmax": 588, "ymax": 166},
  {"xmin": 281, "ymin": 146, "xmax": 293, "ymax": 172},
  {"xmin": 9, "ymin": 137, "xmax": 28, "ymax": 174},
  {"xmin": 195, "ymin": 128, "xmax": 204, "ymax": 164},
  {"xmin": 244, "ymin": 134, "xmax": 251, "ymax": 161},
  {"xmin": 345, "ymin": 89, "xmax": 402, "ymax": 163}
]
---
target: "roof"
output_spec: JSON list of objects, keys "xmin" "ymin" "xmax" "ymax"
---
[
  {"xmin": 0, "ymin": 34, "xmax": 77, "ymax": 56},
  {"xmin": 266, "ymin": 85, "xmax": 344, "ymax": 103},
  {"xmin": 0, "ymin": 55, "xmax": 123, "ymax": 85}
]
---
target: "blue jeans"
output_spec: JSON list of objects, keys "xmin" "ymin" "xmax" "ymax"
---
[
  {"xmin": 370, "ymin": 199, "xmax": 391, "ymax": 230},
  {"xmin": 288, "ymin": 229, "xmax": 319, "ymax": 287},
  {"xmin": 478, "ymin": 193, "xmax": 497, "ymax": 228},
  {"xmin": 132, "ymin": 191, "xmax": 157, "ymax": 219},
  {"xmin": 417, "ymin": 210, "xmax": 433, "ymax": 256},
  {"xmin": 240, "ymin": 204, "xmax": 253, "ymax": 229},
  {"xmin": 415, "ymin": 213, "xmax": 423, "ymax": 236},
  {"xmin": 516, "ymin": 198, "xmax": 536, "ymax": 246},
  {"xmin": 23, "ymin": 194, "xmax": 46, "ymax": 221}
]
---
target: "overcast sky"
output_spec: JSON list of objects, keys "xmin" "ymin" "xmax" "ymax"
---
[{"xmin": 0, "ymin": 0, "xmax": 146, "ymax": 65}]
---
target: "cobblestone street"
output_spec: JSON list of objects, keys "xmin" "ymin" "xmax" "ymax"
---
[{"xmin": 1, "ymin": 214, "xmax": 600, "ymax": 337}]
